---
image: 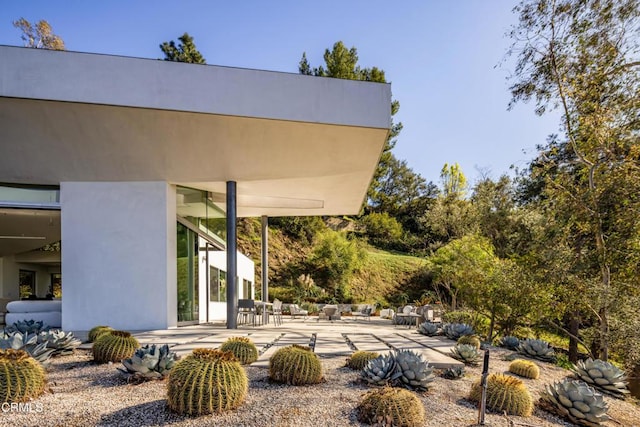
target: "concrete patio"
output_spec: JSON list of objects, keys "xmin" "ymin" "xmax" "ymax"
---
[{"xmin": 81, "ymin": 316, "xmax": 464, "ymax": 369}]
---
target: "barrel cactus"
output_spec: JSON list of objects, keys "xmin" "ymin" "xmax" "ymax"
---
[
  {"xmin": 509, "ymin": 359, "xmax": 540, "ymax": 380},
  {"xmin": 220, "ymin": 337, "xmax": 258, "ymax": 365},
  {"xmin": 0, "ymin": 349, "xmax": 46, "ymax": 403},
  {"xmin": 451, "ymin": 344, "xmax": 480, "ymax": 365},
  {"xmin": 93, "ymin": 330, "xmax": 139, "ymax": 363},
  {"xmin": 357, "ymin": 386, "xmax": 425, "ymax": 427},
  {"xmin": 167, "ymin": 349, "xmax": 248, "ymax": 415},
  {"xmin": 501, "ymin": 335, "xmax": 521, "ymax": 350},
  {"xmin": 346, "ymin": 350, "xmax": 379, "ymax": 370},
  {"xmin": 269, "ymin": 344, "xmax": 323, "ymax": 385},
  {"xmin": 572, "ymin": 358, "xmax": 629, "ymax": 398},
  {"xmin": 37, "ymin": 330, "xmax": 81, "ymax": 356},
  {"xmin": 469, "ymin": 373, "xmax": 533, "ymax": 417},
  {"xmin": 394, "ymin": 349, "xmax": 435, "ymax": 391},
  {"xmin": 120, "ymin": 344, "xmax": 178, "ymax": 380},
  {"xmin": 457, "ymin": 335, "xmax": 481, "ymax": 350},
  {"xmin": 541, "ymin": 379, "xmax": 610, "ymax": 426},
  {"xmin": 0, "ymin": 331, "xmax": 55, "ymax": 364},
  {"xmin": 518, "ymin": 338, "xmax": 556, "ymax": 363},
  {"xmin": 417, "ymin": 321, "xmax": 439, "ymax": 336},
  {"xmin": 442, "ymin": 366, "xmax": 465, "ymax": 380},
  {"xmin": 362, "ymin": 354, "xmax": 399, "ymax": 386},
  {"xmin": 88, "ymin": 325, "xmax": 114, "ymax": 343},
  {"xmin": 443, "ymin": 323, "xmax": 474, "ymax": 340}
]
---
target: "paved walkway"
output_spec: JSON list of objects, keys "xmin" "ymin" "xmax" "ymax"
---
[{"xmin": 96, "ymin": 316, "xmax": 463, "ymax": 369}]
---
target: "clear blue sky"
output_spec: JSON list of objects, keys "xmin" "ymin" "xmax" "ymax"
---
[{"xmin": 0, "ymin": 0, "xmax": 561, "ymax": 187}]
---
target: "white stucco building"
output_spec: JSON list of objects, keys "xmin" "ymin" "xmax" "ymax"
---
[{"xmin": 0, "ymin": 45, "xmax": 391, "ymax": 331}]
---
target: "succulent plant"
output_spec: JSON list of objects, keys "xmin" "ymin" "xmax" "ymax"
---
[
  {"xmin": 219, "ymin": 337, "xmax": 258, "ymax": 365},
  {"xmin": 4, "ymin": 320, "xmax": 50, "ymax": 335},
  {"xmin": 269, "ymin": 344, "xmax": 323, "ymax": 385},
  {"xmin": 450, "ymin": 344, "xmax": 480, "ymax": 366},
  {"xmin": 357, "ymin": 386, "xmax": 425, "ymax": 427},
  {"xmin": 346, "ymin": 350, "xmax": 379, "ymax": 370},
  {"xmin": 572, "ymin": 358, "xmax": 629, "ymax": 398},
  {"xmin": 0, "ymin": 349, "xmax": 46, "ymax": 403},
  {"xmin": 362, "ymin": 354, "xmax": 400, "ymax": 386},
  {"xmin": 457, "ymin": 335, "xmax": 481, "ymax": 350},
  {"xmin": 509, "ymin": 359, "xmax": 540, "ymax": 379},
  {"xmin": 0, "ymin": 331, "xmax": 55, "ymax": 364},
  {"xmin": 417, "ymin": 321, "xmax": 439, "ymax": 336},
  {"xmin": 394, "ymin": 349, "xmax": 435, "ymax": 391},
  {"xmin": 518, "ymin": 338, "xmax": 556, "ymax": 363},
  {"xmin": 37, "ymin": 330, "xmax": 81, "ymax": 356},
  {"xmin": 443, "ymin": 323, "xmax": 474, "ymax": 340},
  {"xmin": 88, "ymin": 325, "xmax": 114, "ymax": 343},
  {"xmin": 442, "ymin": 366, "xmax": 465, "ymax": 380},
  {"xmin": 92, "ymin": 330, "xmax": 139, "ymax": 363},
  {"xmin": 120, "ymin": 344, "xmax": 178, "ymax": 380},
  {"xmin": 167, "ymin": 349, "xmax": 248, "ymax": 415},
  {"xmin": 501, "ymin": 335, "xmax": 521, "ymax": 350},
  {"xmin": 469, "ymin": 373, "xmax": 533, "ymax": 417},
  {"xmin": 541, "ymin": 379, "xmax": 610, "ymax": 426}
]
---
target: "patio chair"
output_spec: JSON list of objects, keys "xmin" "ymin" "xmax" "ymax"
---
[
  {"xmin": 237, "ymin": 299, "xmax": 257, "ymax": 326},
  {"xmin": 290, "ymin": 304, "xmax": 308, "ymax": 319},
  {"xmin": 352, "ymin": 305, "xmax": 372, "ymax": 321},
  {"xmin": 269, "ymin": 299, "xmax": 283, "ymax": 326}
]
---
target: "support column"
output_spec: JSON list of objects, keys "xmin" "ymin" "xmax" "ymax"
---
[
  {"xmin": 226, "ymin": 181, "xmax": 238, "ymax": 329},
  {"xmin": 261, "ymin": 215, "xmax": 269, "ymax": 324}
]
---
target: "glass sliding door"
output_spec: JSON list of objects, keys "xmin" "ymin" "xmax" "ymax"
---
[{"xmin": 177, "ymin": 222, "xmax": 199, "ymax": 324}]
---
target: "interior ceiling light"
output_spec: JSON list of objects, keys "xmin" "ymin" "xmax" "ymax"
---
[{"xmin": 0, "ymin": 235, "xmax": 46, "ymax": 240}]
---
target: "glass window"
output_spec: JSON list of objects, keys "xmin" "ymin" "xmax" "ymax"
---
[
  {"xmin": 19, "ymin": 270, "xmax": 36, "ymax": 299},
  {"xmin": 50, "ymin": 273, "xmax": 62, "ymax": 298},
  {"xmin": 243, "ymin": 279, "xmax": 253, "ymax": 300},
  {"xmin": 0, "ymin": 184, "xmax": 59, "ymax": 204},
  {"xmin": 176, "ymin": 186, "xmax": 226, "ymax": 245}
]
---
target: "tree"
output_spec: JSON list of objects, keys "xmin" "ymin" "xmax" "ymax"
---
[
  {"xmin": 299, "ymin": 42, "xmax": 419, "ymax": 212},
  {"xmin": 13, "ymin": 18, "xmax": 65, "ymax": 50},
  {"xmin": 160, "ymin": 33, "xmax": 205, "ymax": 64},
  {"xmin": 509, "ymin": 0, "xmax": 640, "ymax": 362}
]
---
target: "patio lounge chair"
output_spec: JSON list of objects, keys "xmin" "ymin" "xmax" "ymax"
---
[
  {"xmin": 290, "ymin": 304, "xmax": 308, "ymax": 319},
  {"xmin": 352, "ymin": 305, "xmax": 372, "ymax": 321}
]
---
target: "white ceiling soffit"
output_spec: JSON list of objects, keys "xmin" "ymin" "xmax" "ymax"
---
[{"xmin": 0, "ymin": 46, "xmax": 391, "ymax": 217}]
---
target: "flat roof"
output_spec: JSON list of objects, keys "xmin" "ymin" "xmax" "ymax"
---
[{"xmin": 0, "ymin": 46, "xmax": 391, "ymax": 216}]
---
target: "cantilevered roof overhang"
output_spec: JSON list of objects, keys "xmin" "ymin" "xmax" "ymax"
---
[{"xmin": 0, "ymin": 45, "xmax": 391, "ymax": 217}]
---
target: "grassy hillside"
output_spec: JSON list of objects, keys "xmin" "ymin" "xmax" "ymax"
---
[{"xmin": 237, "ymin": 218, "xmax": 428, "ymax": 305}]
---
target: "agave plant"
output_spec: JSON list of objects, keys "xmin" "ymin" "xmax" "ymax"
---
[
  {"xmin": 4, "ymin": 320, "xmax": 50, "ymax": 335},
  {"xmin": 362, "ymin": 354, "xmax": 400, "ymax": 386},
  {"xmin": 542, "ymin": 379, "xmax": 610, "ymax": 426},
  {"xmin": 450, "ymin": 344, "xmax": 480, "ymax": 365},
  {"xmin": 573, "ymin": 358, "xmax": 629, "ymax": 398},
  {"xmin": 442, "ymin": 366, "xmax": 465, "ymax": 380},
  {"xmin": 119, "ymin": 344, "xmax": 178, "ymax": 381},
  {"xmin": 0, "ymin": 331, "xmax": 54, "ymax": 364},
  {"xmin": 37, "ymin": 330, "xmax": 81, "ymax": 356},
  {"xmin": 500, "ymin": 335, "xmax": 520, "ymax": 350},
  {"xmin": 394, "ymin": 349, "xmax": 435, "ymax": 391},
  {"xmin": 417, "ymin": 321, "xmax": 439, "ymax": 336},
  {"xmin": 518, "ymin": 338, "xmax": 556, "ymax": 363},
  {"xmin": 443, "ymin": 323, "xmax": 474, "ymax": 340}
]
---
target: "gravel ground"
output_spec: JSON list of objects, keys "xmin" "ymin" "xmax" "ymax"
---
[{"xmin": 1, "ymin": 347, "xmax": 639, "ymax": 427}]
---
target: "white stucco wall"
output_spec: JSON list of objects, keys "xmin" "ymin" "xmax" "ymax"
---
[
  {"xmin": 199, "ymin": 249, "xmax": 255, "ymax": 322},
  {"xmin": 61, "ymin": 182, "xmax": 176, "ymax": 331}
]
